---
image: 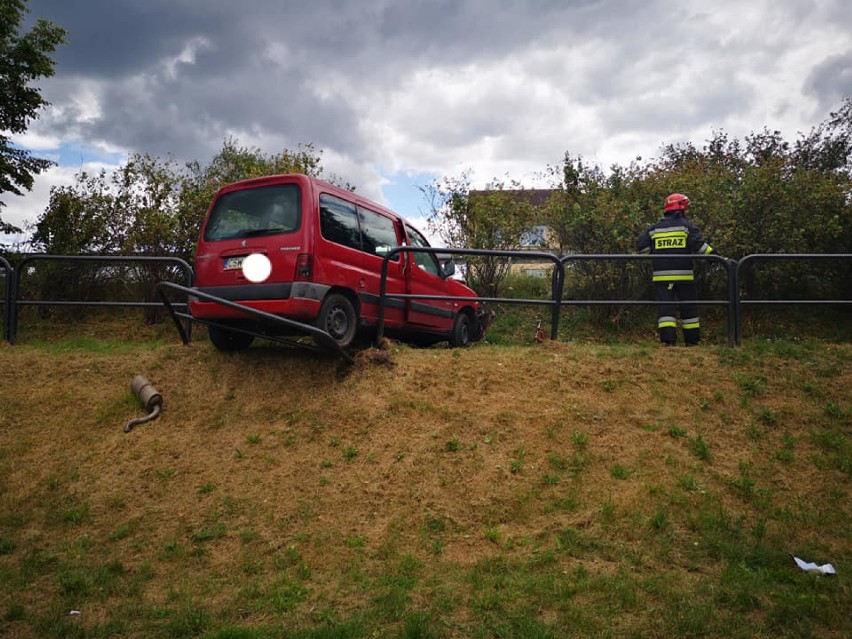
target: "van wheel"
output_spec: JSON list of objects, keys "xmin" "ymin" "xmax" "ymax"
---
[
  {"xmin": 449, "ymin": 312, "xmax": 471, "ymax": 348},
  {"xmin": 208, "ymin": 324, "xmax": 255, "ymax": 352},
  {"xmin": 318, "ymin": 293, "xmax": 357, "ymax": 348}
]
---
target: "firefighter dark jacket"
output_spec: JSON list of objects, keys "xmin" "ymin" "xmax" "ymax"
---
[{"xmin": 636, "ymin": 211, "xmax": 714, "ymax": 282}]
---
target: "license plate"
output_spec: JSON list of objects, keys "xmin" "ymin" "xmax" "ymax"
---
[{"xmin": 223, "ymin": 256, "xmax": 245, "ymax": 271}]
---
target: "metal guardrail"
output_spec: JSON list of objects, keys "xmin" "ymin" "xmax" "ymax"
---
[
  {"xmin": 1, "ymin": 256, "xmax": 12, "ymax": 342},
  {"xmin": 378, "ymin": 249, "xmax": 738, "ymax": 345},
  {"xmin": 377, "ymin": 250, "xmax": 848, "ymax": 347},
  {"xmin": 559, "ymin": 253, "xmax": 736, "ymax": 346},
  {"xmin": 377, "ymin": 247, "xmax": 565, "ymax": 342},
  {"xmin": 1, "ymin": 252, "xmax": 849, "ymax": 347},
  {"xmin": 734, "ymin": 254, "xmax": 852, "ymax": 346},
  {"xmin": 7, "ymin": 254, "xmax": 194, "ymax": 344}
]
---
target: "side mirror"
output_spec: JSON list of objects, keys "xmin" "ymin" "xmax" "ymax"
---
[{"xmin": 441, "ymin": 259, "xmax": 456, "ymax": 278}]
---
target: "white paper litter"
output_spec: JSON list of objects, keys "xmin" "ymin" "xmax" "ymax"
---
[{"xmin": 792, "ymin": 555, "xmax": 836, "ymax": 575}]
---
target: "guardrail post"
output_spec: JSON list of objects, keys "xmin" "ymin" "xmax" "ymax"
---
[
  {"xmin": 377, "ymin": 254, "xmax": 390, "ymax": 343},
  {"xmin": 550, "ymin": 259, "xmax": 564, "ymax": 340},
  {"xmin": 730, "ymin": 258, "xmax": 741, "ymax": 347},
  {"xmin": 10, "ymin": 257, "xmax": 24, "ymax": 344},
  {"xmin": 0, "ymin": 256, "xmax": 12, "ymax": 344}
]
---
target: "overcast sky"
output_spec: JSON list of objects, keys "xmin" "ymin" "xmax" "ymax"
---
[{"xmin": 4, "ymin": 0, "xmax": 851, "ymax": 244}]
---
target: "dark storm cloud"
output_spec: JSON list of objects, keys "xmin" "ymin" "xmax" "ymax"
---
[
  {"xmin": 26, "ymin": 0, "xmax": 224, "ymax": 77},
  {"xmin": 42, "ymin": 61, "xmax": 366, "ymax": 166},
  {"xmin": 27, "ymin": 0, "xmax": 647, "ymax": 85},
  {"xmin": 374, "ymin": 0, "xmax": 606, "ymax": 62},
  {"xmin": 26, "ymin": 0, "xmax": 635, "ymax": 166},
  {"xmin": 804, "ymin": 50, "xmax": 852, "ymax": 114},
  {"xmin": 27, "ymin": 0, "xmax": 382, "ymax": 162},
  {"xmin": 29, "ymin": 0, "xmax": 556, "ymax": 80}
]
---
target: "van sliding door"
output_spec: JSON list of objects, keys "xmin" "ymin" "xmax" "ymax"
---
[{"xmin": 355, "ymin": 206, "xmax": 407, "ymax": 326}]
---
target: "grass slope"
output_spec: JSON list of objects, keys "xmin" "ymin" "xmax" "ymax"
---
[{"xmin": 0, "ymin": 329, "xmax": 849, "ymax": 638}]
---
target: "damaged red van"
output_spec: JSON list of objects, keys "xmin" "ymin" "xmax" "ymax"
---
[{"xmin": 189, "ymin": 173, "xmax": 489, "ymax": 351}]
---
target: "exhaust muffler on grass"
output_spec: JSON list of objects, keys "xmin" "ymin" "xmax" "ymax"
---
[{"xmin": 124, "ymin": 375, "xmax": 163, "ymax": 433}]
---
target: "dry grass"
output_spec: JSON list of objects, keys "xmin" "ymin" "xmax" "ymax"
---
[{"xmin": 0, "ymin": 325, "xmax": 850, "ymax": 638}]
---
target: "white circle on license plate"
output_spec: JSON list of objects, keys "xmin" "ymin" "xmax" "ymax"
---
[{"xmin": 242, "ymin": 253, "xmax": 272, "ymax": 283}]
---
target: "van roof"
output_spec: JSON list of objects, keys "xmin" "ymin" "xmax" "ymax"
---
[
  {"xmin": 215, "ymin": 173, "xmax": 317, "ymax": 194},
  {"xmin": 213, "ymin": 173, "xmax": 403, "ymax": 222}
]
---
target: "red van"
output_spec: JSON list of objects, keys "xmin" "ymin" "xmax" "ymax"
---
[{"xmin": 190, "ymin": 174, "xmax": 489, "ymax": 351}]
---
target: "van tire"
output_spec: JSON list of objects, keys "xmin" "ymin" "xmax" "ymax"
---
[
  {"xmin": 449, "ymin": 311, "xmax": 471, "ymax": 348},
  {"xmin": 208, "ymin": 324, "xmax": 255, "ymax": 352},
  {"xmin": 318, "ymin": 293, "xmax": 357, "ymax": 348}
]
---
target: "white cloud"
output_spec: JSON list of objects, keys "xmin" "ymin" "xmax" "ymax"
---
[{"xmin": 11, "ymin": 131, "xmax": 63, "ymax": 152}]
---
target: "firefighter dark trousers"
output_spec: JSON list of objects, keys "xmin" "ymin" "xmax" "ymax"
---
[{"xmin": 654, "ymin": 281, "xmax": 700, "ymax": 345}]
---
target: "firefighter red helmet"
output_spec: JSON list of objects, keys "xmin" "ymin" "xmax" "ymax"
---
[{"xmin": 664, "ymin": 193, "xmax": 689, "ymax": 213}]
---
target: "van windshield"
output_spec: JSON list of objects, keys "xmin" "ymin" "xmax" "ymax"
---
[{"xmin": 204, "ymin": 184, "xmax": 301, "ymax": 241}]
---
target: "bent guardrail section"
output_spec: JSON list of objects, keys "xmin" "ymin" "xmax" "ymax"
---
[{"xmin": 155, "ymin": 281, "xmax": 352, "ymax": 362}]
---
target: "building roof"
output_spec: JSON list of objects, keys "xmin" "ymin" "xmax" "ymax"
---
[{"xmin": 469, "ymin": 189, "xmax": 557, "ymax": 207}]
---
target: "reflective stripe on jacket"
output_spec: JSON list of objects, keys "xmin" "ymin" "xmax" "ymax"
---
[{"xmin": 636, "ymin": 213, "xmax": 713, "ymax": 282}]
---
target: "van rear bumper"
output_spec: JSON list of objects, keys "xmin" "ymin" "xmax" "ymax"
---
[
  {"xmin": 195, "ymin": 282, "xmax": 293, "ymax": 300},
  {"xmin": 190, "ymin": 298, "xmax": 322, "ymax": 321},
  {"xmin": 189, "ymin": 282, "xmax": 326, "ymax": 321}
]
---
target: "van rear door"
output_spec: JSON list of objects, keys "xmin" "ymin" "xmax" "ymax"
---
[{"xmin": 195, "ymin": 180, "xmax": 304, "ymax": 299}]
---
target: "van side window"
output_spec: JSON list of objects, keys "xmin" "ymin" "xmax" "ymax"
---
[
  {"xmin": 358, "ymin": 206, "xmax": 400, "ymax": 260},
  {"xmin": 320, "ymin": 194, "xmax": 361, "ymax": 251},
  {"xmin": 405, "ymin": 225, "xmax": 441, "ymax": 277}
]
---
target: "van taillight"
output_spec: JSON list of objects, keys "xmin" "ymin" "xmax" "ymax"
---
[{"xmin": 295, "ymin": 253, "xmax": 313, "ymax": 280}]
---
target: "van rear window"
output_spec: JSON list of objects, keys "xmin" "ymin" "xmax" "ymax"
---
[{"xmin": 204, "ymin": 184, "xmax": 301, "ymax": 241}]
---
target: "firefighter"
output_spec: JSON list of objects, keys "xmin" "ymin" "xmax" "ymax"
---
[{"xmin": 636, "ymin": 193, "xmax": 715, "ymax": 346}]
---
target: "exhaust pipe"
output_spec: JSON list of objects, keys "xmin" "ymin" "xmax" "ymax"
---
[{"xmin": 125, "ymin": 375, "xmax": 163, "ymax": 433}]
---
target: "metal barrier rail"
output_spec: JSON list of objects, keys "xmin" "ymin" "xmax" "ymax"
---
[
  {"xmin": 378, "ymin": 250, "xmax": 850, "ymax": 347},
  {"xmin": 1, "ymin": 256, "xmax": 11, "ymax": 342},
  {"xmin": 734, "ymin": 254, "xmax": 852, "ymax": 346},
  {"xmin": 377, "ymin": 247, "xmax": 565, "ymax": 342},
  {"xmin": 2, "ymin": 252, "xmax": 849, "ymax": 347},
  {"xmin": 559, "ymin": 253, "xmax": 736, "ymax": 347},
  {"xmin": 8, "ymin": 254, "xmax": 194, "ymax": 344}
]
